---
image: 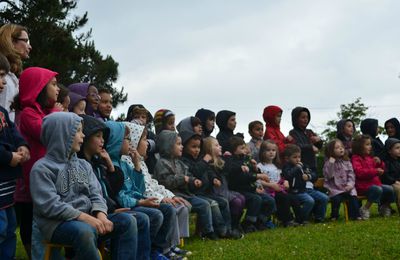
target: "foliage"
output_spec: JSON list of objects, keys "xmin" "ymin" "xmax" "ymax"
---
[{"xmin": 0, "ymin": 0, "xmax": 127, "ymax": 106}]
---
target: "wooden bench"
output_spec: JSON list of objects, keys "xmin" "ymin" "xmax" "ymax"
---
[{"xmin": 43, "ymin": 241, "xmax": 104, "ymax": 260}]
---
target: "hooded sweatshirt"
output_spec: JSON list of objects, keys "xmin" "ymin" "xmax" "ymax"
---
[
  {"xmin": 384, "ymin": 118, "xmax": 400, "ymax": 140},
  {"xmin": 195, "ymin": 108, "xmax": 215, "ymax": 137},
  {"xmin": 289, "ymin": 107, "xmax": 323, "ymax": 172},
  {"xmin": 153, "ymin": 130, "xmax": 197, "ymax": 199},
  {"xmin": 18, "ymin": 67, "xmax": 59, "ymax": 201},
  {"xmin": 30, "ymin": 112, "xmax": 107, "ymax": 240},
  {"xmin": 216, "ymin": 110, "xmax": 243, "ymax": 153},
  {"xmin": 336, "ymin": 119, "xmax": 355, "ymax": 155},
  {"xmin": 106, "ymin": 121, "xmax": 145, "ymax": 208},
  {"xmin": 68, "ymin": 83, "xmax": 100, "ymax": 118},
  {"xmin": 263, "ymin": 105, "xmax": 287, "ymax": 153},
  {"xmin": 68, "ymin": 92, "xmax": 86, "ymax": 113},
  {"xmin": 382, "ymin": 138, "xmax": 400, "ymax": 185},
  {"xmin": 360, "ymin": 118, "xmax": 385, "ymax": 159}
]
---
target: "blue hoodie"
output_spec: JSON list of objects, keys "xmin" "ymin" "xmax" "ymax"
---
[
  {"xmin": 105, "ymin": 121, "xmax": 145, "ymax": 208},
  {"xmin": 30, "ymin": 112, "xmax": 107, "ymax": 240}
]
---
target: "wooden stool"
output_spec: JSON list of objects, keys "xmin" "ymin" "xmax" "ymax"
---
[{"xmin": 43, "ymin": 241, "xmax": 103, "ymax": 260}]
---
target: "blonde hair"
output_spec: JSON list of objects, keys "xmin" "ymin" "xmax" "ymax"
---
[
  {"xmin": 203, "ymin": 137, "xmax": 225, "ymax": 170},
  {"xmin": 0, "ymin": 24, "xmax": 28, "ymax": 74}
]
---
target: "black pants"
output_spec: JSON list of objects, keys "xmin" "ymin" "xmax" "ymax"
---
[{"xmin": 15, "ymin": 202, "xmax": 33, "ymax": 245}]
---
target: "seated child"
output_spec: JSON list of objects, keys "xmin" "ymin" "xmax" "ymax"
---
[
  {"xmin": 262, "ymin": 105, "xmax": 288, "ymax": 154},
  {"xmin": 153, "ymin": 130, "xmax": 219, "ymax": 240},
  {"xmin": 195, "ymin": 108, "xmax": 215, "ymax": 137},
  {"xmin": 68, "ymin": 83, "xmax": 100, "ymax": 117},
  {"xmin": 336, "ymin": 119, "xmax": 355, "ymax": 156},
  {"xmin": 323, "ymin": 139, "xmax": 360, "ymax": 220},
  {"xmin": 56, "ymin": 84, "xmax": 70, "ymax": 112},
  {"xmin": 352, "ymin": 135, "xmax": 394, "ymax": 219},
  {"xmin": 216, "ymin": 110, "xmax": 244, "ymax": 153},
  {"xmin": 30, "ymin": 112, "xmax": 137, "ymax": 260},
  {"xmin": 384, "ymin": 118, "xmax": 400, "ymax": 140},
  {"xmin": 68, "ymin": 92, "xmax": 86, "ymax": 115},
  {"xmin": 153, "ymin": 109, "xmax": 176, "ymax": 135},
  {"xmin": 382, "ymin": 138, "xmax": 400, "ymax": 214},
  {"xmin": 247, "ymin": 120, "xmax": 263, "ymax": 162},
  {"xmin": 177, "ymin": 116, "xmax": 203, "ymax": 136},
  {"xmin": 225, "ymin": 136, "xmax": 276, "ymax": 232}
]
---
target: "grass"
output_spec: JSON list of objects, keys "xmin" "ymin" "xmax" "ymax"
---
[{"xmin": 15, "ymin": 205, "xmax": 400, "ymax": 260}]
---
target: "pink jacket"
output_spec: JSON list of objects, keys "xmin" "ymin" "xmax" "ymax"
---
[
  {"xmin": 351, "ymin": 154, "xmax": 384, "ymax": 195},
  {"xmin": 323, "ymin": 159, "xmax": 357, "ymax": 197}
]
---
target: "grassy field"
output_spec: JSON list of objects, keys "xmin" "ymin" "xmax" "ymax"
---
[{"xmin": 16, "ymin": 206, "xmax": 400, "ymax": 259}]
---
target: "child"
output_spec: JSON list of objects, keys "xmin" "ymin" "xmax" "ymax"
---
[
  {"xmin": 247, "ymin": 120, "xmax": 264, "ymax": 162},
  {"xmin": 382, "ymin": 138, "xmax": 400, "ymax": 214},
  {"xmin": 216, "ymin": 110, "xmax": 243, "ymax": 153},
  {"xmin": 105, "ymin": 121, "xmax": 178, "ymax": 259},
  {"xmin": 153, "ymin": 109, "xmax": 175, "ymax": 135},
  {"xmin": 289, "ymin": 106, "xmax": 328, "ymax": 222},
  {"xmin": 323, "ymin": 139, "xmax": 360, "ymax": 220},
  {"xmin": 122, "ymin": 121, "xmax": 191, "ymax": 257},
  {"xmin": 281, "ymin": 144, "xmax": 315, "ymax": 224},
  {"xmin": 30, "ymin": 112, "xmax": 137, "ymax": 259},
  {"xmin": 262, "ymin": 105, "xmax": 288, "ymax": 154},
  {"xmin": 177, "ymin": 116, "xmax": 203, "ymax": 136},
  {"xmin": 225, "ymin": 136, "xmax": 276, "ymax": 232},
  {"xmin": 0, "ymin": 54, "xmax": 30, "ymax": 259},
  {"xmin": 153, "ymin": 130, "xmax": 219, "ymax": 240},
  {"xmin": 97, "ymin": 88, "xmax": 113, "ymax": 121},
  {"xmin": 195, "ymin": 108, "xmax": 215, "ymax": 137},
  {"xmin": 352, "ymin": 135, "xmax": 394, "ymax": 219},
  {"xmin": 179, "ymin": 131, "xmax": 230, "ymax": 238},
  {"xmin": 360, "ymin": 118, "xmax": 385, "ymax": 160},
  {"xmin": 68, "ymin": 92, "xmax": 86, "ymax": 115},
  {"xmin": 257, "ymin": 140, "xmax": 297, "ymax": 227},
  {"xmin": 336, "ymin": 119, "xmax": 355, "ymax": 156},
  {"xmin": 202, "ymin": 137, "xmax": 245, "ymax": 238},
  {"xmin": 56, "ymin": 84, "xmax": 70, "ymax": 112},
  {"xmin": 68, "ymin": 82, "xmax": 100, "ymax": 117},
  {"xmin": 384, "ymin": 118, "xmax": 400, "ymax": 140}
]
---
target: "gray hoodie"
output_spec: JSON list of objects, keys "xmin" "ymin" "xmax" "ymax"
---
[{"xmin": 30, "ymin": 112, "xmax": 107, "ymax": 240}]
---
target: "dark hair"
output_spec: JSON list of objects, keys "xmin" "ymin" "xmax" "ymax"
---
[
  {"xmin": 248, "ymin": 120, "xmax": 263, "ymax": 133},
  {"xmin": 352, "ymin": 134, "xmax": 371, "ymax": 156},
  {"xmin": 57, "ymin": 84, "xmax": 69, "ymax": 103},
  {"xmin": 0, "ymin": 53, "xmax": 10, "ymax": 73},
  {"xmin": 36, "ymin": 85, "xmax": 51, "ymax": 108},
  {"xmin": 325, "ymin": 139, "xmax": 349, "ymax": 160},
  {"xmin": 98, "ymin": 88, "xmax": 111, "ymax": 95},
  {"xmin": 191, "ymin": 116, "xmax": 202, "ymax": 127},
  {"xmin": 283, "ymin": 144, "xmax": 301, "ymax": 158},
  {"xmin": 259, "ymin": 140, "xmax": 281, "ymax": 167},
  {"xmin": 229, "ymin": 136, "xmax": 245, "ymax": 153}
]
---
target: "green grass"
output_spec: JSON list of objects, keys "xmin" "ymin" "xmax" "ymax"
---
[{"xmin": 15, "ymin": 206, "xmax": 400, "ymax": 260}]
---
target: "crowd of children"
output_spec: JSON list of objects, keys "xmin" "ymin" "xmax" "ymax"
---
[{"xmin": 1, "ymin": 24, "xmax": 400, "ymax": 260}]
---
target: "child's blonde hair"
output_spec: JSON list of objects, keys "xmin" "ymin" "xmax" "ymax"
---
[
  {"xmin": 203, "ymin": 137, "xmax": 225, "ymax": 170},
  {"xmin": 259, "ymin": 140, "xmax": 281, "ymax": 167},
  {"xmin": 324, "ymin": 139, "xmax": 349, "ymax": 160}
]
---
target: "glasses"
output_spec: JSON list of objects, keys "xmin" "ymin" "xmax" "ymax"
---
[
  {"xmin": 14, "ymin": 38, "xmax": 30, "ymax": 45},
  {"xmin": 88, "ymin": 93, "xmax": 101, "ymax": 100}
]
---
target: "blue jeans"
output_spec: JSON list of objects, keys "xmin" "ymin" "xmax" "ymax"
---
[
  {"xmin": 292, "ymin": 192, "xmax": 315, "ymax": 223},
  {"xmin": 307, "ymin": 188, "xmax": 329, "ymax": 221},
  {"xmin": 366, "ymin": 185, "xmax": 395, "ymax": 204},
  {"xmin": 330, "ymin": 192, "xmax": 360, "ymax": 220},
  {"xmin": 197, "ymin": 195, "xmax": 228, "ymax": 236},
  {"xmin": 51, "ymin": 213, "xmax": 137, "ymax": 260},
  {"xmin": 241, "ymin": 192, "xmax": 276, "ymax": 222},
  {"xmin": 186, "ymin": 196, "xmax": 214, "ymax": 234},
  {"xmin": 131, "ymin": 211, "xmax": 151, "ymax": 260},
  {"xmin": 0, "ymin": 207, "xmax": 16, "ymax": 260}
]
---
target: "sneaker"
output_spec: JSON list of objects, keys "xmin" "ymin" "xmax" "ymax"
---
[
  {"xmin": 164, "ymin": 250, "xmax": 186, "ymax": 260},
  {"xmin": 202, "ymin": 231, "xmax": 219, "ymax": 240},
  {"xmin": 283, "ymin": 220, "xmax": 299, "ymax": 227},
  {"xmin": 264, "ymin": 220, "xmax": 276, "ymax": 229},
  {"xmin": 255, "ymin": 220, "xmax": 267, "ymax": 231},
  {"xmin": 379, "ymin": 205, "xmax": 391, "ymax": 217},
  {"xmin": 151, "ymin": 251, "xmax": 169, "ymax": 260},
  {"xmin": 359, "ymin": 206, "xmax": 370, "ymax": 220},
  {"xmin": 171, "ymin": 246, "xmax": 192, "ymax": 256},
  {"xmin": 241, "ymin": 220, "xmax": 257, "ymax": 233},
  {"xmin": 228, "ymin": 228, "xmax": 244, "ymax": 239}
]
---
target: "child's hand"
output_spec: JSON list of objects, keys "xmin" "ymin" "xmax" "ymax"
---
[
  {"xmin": 257, "ymin": 174, "xmax": 269, "ymax": 182},
  {"xmin": 344, "ymin": 185, "xmax": 353, "ymax": 192},
  {"xmin": 270, "ymin": 183, "xmax": 282, "ymax": 192},
  {"xmin": 296, "ymin": 162, "xmax": 303, "ymax": 168},
  {"xmin": 376, "ymin": 168, "xmax": 384, "ymax": 175},
  {"xmin": 223, "ymin": 151, "xmax": 232, "ymax": 157},
  {"xmin": 184, "ymin": 176, "xmax": 190, "ymax": 183},
  {"xmin": 310, "ymin": 135, "xmax": 321, "ymax": 144},
  {"xmin": 302, "ymin": 174, "xmax": 309, "ymax": 181},
  {"xmin": 161, "ymin": 197, "xmax": 176, "ymax": 206},
  {"xmin": 99, "ymin": 149, "xmax": 115, "ymax": 172},
  {"xmin": 194, "ymin": 179, "xmax": 202, "ymax": 187},
  {"xmin": 17, "ymin": 146, "xmax": 30, "ymax": 162},
  {"xmin": 114, "ymin": 208, "xmax": 131, "ymax": 213},
  {"xmin": 129, "ymin": 149, "xmax": 141, "ymax": 171},
  {"xmin": 286, "ymin": 135, "xmax": 294, "ymax": 143},
  {"xmin": 78, "ymin": 212, "xmax": 108, "ymax": 235},
  {"xmin": 256, "ymin": 186, "xmax": 264, "ymax": 194},
  {"xmin": 241, "ymin": 165, "xmax": 250, "ymax": 173},
  {"xmin": 54, "ymin": 102, "xmax": 64, "ymax": 111},
  {"xmin": 173, "ymin": 196, "xmax": 191, "ymax": 207},
  {"xmin": 283, "ymin": 180, "xmax": 289, "ymax": 189},
  {"xmin": 329, "ymin": 157, "xmax": 336, "ymax": 163},
  {"xmin": 203, "ymin": 154, "xmax": 213, "ymax": 163},
  {"xmin": 250, "ymin": 159, "xmax": 257, "ymax": 168},
  {"xmin": 10, "ymin": 152, "xmax": 23, "ymax": 167},
  {"xmin": 255, "ymin": 139, "xmax": 262, "ymax": 149},
  {"xmin": 213, "ymin": 178, "xmax": 222, "ymax": 187},
  {"xmin": 373, "ymin": 157, "xmax": 381, "ymax": 164},
  {"xmin": 138, "ymin": 197, "xmax": 160, "ymax": 208},
  {"xmin": 312, "ymin": 145, "xmax": 319, "ymax": 153},
  {"xmin": 96, "ymin": 212, "xmax": 113, "ymax": 234}
]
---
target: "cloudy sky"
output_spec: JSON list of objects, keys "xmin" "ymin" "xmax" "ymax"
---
[{"xmin": 75, "ymin": 0, "xmax": 400, "ymax": 140}]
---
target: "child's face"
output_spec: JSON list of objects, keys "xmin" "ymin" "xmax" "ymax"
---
[
  {"xmin": 86, "ymin": 131, "xmax": 104, "ymax": 156},
  {"xmin": 87, "ymin": 85, "xmax": 100, "ymax": 110},
  {"xmin": 137, "ymin": 134, "xmax": 148, "ymax": 157},
  {"xmin": 275, "ymin": 112, "xmax": 282, "ymax": 125},
  {"xmin": 385, "ymin": 122, "xmax": 396, "ymax": 137},
  {"xmin": 0, "ymin": 69, "xmax": 6, "ymax": 93},
  {"xmin": 46, "ymin": 77, "xmax": 60, "ymax": 103},
  {"xmin": 333, "ymin": 141, "xmax": 345, "ymax": 158},
  {"xmin": 212, "ymin": 140, "xmax": 222, "ymax": 157},
  {"xmin": 343, "ymin": 121, "xmax": 354, "ymax": 137},
  {"xmin": 172, "ymin": 136, "xmax": 183, "ymax": 157},
  {"xmin": 71, "ymin": 123, "xmax": 85, "ymax": 153},
  {"xmin": 98, "ymin": 92, "xmax": 113, "ymax": 118},
  {"xmin": 234, "ymin": 144, "xmax": 247, "ymax": 156},
  {"xmin": 250, "ymin": 124, "xmax": 264, "ymax": 139},
  {"xmin": 264, "ymin": 144, "xmax": 277, "ymax": 162},
  {"xmin": 363, "ymin": 139, "xmax": 372, "ymax": 155},
  {"xmin": 165, "ymin": 115, "xmax": 176, "ymax": 131},
  {"xmin": 206, "ymin": 118, "xmax": 215, "ymax": 132},
  {"xmin": 193, "ymin": 123, "xmax": 203, "ymax": 136},
  {"xmin": 227, "ymin": 115, "xmax": 237, "ymax": 131},
  {"xmin": 120, "ymin": 131, "xmax": 131, "ymax": 156},
  {"xmin": 73, "ymin": 100, "xmax": 86, "ymax": 115},
  {"xmin": 297, "ymin": 111, "xmax": 309, "ymax": 129},
  {"xmin": 61, "ymin": 96, "xmax": 70, "ymax": 112},
  {"xmin": 389, "ymin": 143, "xmax": 400, "ymax": 159},
  {"xmin": 287, "ymin": 152, "xmax": 301, "ymax": 165},
  {"xmin": 133, "ymin": 113, "xmax": 148, "ymax": 125},
  {"xmin": 185, "ymin": 138, "xmax": 201, "ymax": 159}
]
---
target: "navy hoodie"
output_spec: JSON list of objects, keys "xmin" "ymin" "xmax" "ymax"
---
[
  {"xmin": 216, "ymin": 110, "xmax": 243, "ymax": 153},
  {"xmin": 360, "ymin": 118, "xmax": 385, "ymax": 159}
]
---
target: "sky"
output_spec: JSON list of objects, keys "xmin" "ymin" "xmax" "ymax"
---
[{"xmin": 75, "ymin": 0, "xmax": 400, "ymax": 140}]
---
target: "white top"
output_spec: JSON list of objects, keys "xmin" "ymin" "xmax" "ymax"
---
[
  {"xmin": 0, "ymin": 72, "xmax": 19, "ymax": 122},
  {"xmin": 257, "ymin": 162, "xmax": 281, "ymax": 183}
]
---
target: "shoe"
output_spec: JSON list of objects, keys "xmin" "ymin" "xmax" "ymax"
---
[
  {"xmin": 283, "ymin": 220, "xmax": 299, "ymax": 227},
  {"xmin": 264, "ymin": 220, "xmax": 276, "ymax": 229},
  {"xmin": 379, "ymin": 205, "xmax": 391, "ymax": 217},
  {"xmin": 151, "ymin": 251, "xmax": 169, "ymax": 260},
  {"xmin": 255, "ymin": 220, "xmax": 267, "ymax": 231},
  {"xmin": 241, "ymin": 220, "xmax": 257, "ymax": 233},
  {"xmin": 164, "ymin": 250, "xmax": 187, "ymax": 260},
  {"xmin": 171, "ymin": 246, "xmax": 192, "ymax": 257},
  {"xmin": 202, "ymin": 231, "xmax": 219, "ymax": 240},
  {"xmin": 228, "ymin": 228, "xmax": 244, "ymax": 239},
  {"xmin": 359, "ymin": 206, "xmax": 370, "ymax": 220}
]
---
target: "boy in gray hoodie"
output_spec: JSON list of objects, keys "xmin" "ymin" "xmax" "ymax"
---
[{"xmin": 30, "ymin": 112, "xmax": 137, "ymax": 260}]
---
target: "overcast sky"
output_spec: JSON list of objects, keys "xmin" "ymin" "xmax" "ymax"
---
[{"xmin": 75, "ymin": 0, "xmax": 400, "ymax": 140}]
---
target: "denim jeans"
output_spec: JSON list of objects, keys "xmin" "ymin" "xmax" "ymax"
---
[
  {"xmin": 186, "ymin": 196, "xmax": 214, "ymax": 234},
  {"xmin": 291, "ymin": 192, "xmax": 315, "ymax": 223},
  {"xmin": 51, "ymin": 213, "xmax": 137, "ymax": 260},
  {"xmin": 365, "ymin": 185, "xmax": 395, "ymax": 204},
  {"xmin": 0, "ymin": 207, "xmax": 16, "ymax": 260},
  {"xmin": 330, "ymin": 192, "xmax": 360, "ymax": 219},
  {"xmin": 131, "ymin": 211, "xmax": 151, "ymax": 260},
  {"xmin": 306, "ymin": 188, "xmax": 329, "ymax": 221},
  {"xmin": 241, "ymin": 192, "xmax": 276, "ymax": 222},
  {"xmin": 197, "ymin": 195, "xmax": 227, "ymax": 236}
]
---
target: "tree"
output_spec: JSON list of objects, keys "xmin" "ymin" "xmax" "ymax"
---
[
  {"xmin": 0, "ymin": 0, "xmax": 127, "ymax": 106},
  {"xmin": 321, "ymin": 97, "xmax": 368, "ymax": 141}
]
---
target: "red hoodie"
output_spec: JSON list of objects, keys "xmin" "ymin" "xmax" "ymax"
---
[
  {"xmin": 263, "ymin": 105, "xmax": 287, "ymax": 153},
  {"xmin": 18, "ymin": 67, "xmax": 59, "ymax": 200},
  {"xmin": 351, "ymin": 154, "xmax": 384, "ymax": 195}
]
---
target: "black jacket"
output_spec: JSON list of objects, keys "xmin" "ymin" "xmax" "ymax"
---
[
  {"xmin": 225, "ymin": 154, "xmax": 258, "ymax": 193},
  {"xmin": 181, "ymin": 154, "xmax": 212, "ymax": 195},
  {"xmin": 281, "ymin": 163, "xmax": 311, "ymax": 194},
  {"xmin": 382, "ymin": 156, "xmax": 400, "ymax": 185},
  {"xmin": 360, "ymin": 118, "xmax": 385, "ymax": 159}
]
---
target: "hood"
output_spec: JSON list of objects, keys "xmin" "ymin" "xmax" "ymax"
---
[
  {"xmin": 179, "ymin": 130, "xmax": 200, "ymax": 146},
  {"xmin": 385, "ymin": 138, "xmax": 400, "ymax": 151},
  {"xmin": 216, "ymin": 110, "xmax": 235, "ymax": 131},
  {"xmin": 177, "ymin": 117, "xmax": 194, "ymax": 133},
  {"xmin": 41, "ymin": 112, "xmax": 82, "ymax": 163},
  {"xmin": 68, "ymin": 83, "xmax": 90, "ymax": 97},
  {"xmin": 195, "ymin": 108, "xmax": 215, "ymax": 136},
  {"xmin": 156, "ymin": 130, "xmax": 178, "ymax": 159},
  {"xmin": 126, "ymin": 104, "xmax": 153, "ymax": 123},
  {"xmin": 80, "ymin": 114, "xmax": 110, "ymax": 145},
  {"xmin": 124, "ymin": 121, "xmax": 145, "ymax": 150},
  {"xmin": 360, "ymin": 118, "xmax": 378, "ymax": 138},
  {"xmin": 263, "ymin": 105, "xmax": 282, "ymax": 128},
  {"xmin": 105, "ymin": 120, "xmax": 125, "ymax": 162},
  {"xmin": 385, "ymin": 118, "xmax": 400, "ymax": 139},
  {"xmin": 291, "ymin": 106, "xmax": 310, "ymax": 129},
  {"xmin": 68, "ymin": 92, "xmax": 86, "ymax": 112},
  {"xmin": 19, "ymin": 67, "xmax": 58, "ymax": 109},
  {"xmin": 336, "ymin": 119, "xmax": 355, "ymax": 140}
]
